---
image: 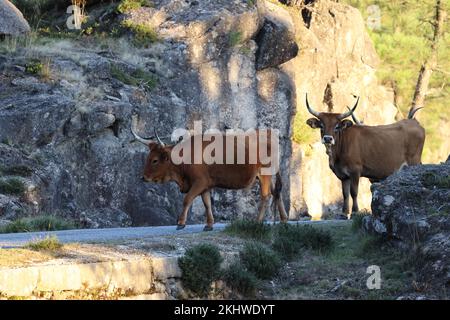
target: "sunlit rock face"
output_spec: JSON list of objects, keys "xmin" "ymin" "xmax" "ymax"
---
[{"xmin": 0, "ymin": 0, "xmax": 396, "ymax": 226}]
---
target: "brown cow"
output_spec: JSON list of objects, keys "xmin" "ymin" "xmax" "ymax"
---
[
  {"xmin": 131, "ymin": 124, "xmax": 288, "ymax": 231},
  {"xmin": 305, "ymin": 94, "xmax": 425, "ymax": 216}
]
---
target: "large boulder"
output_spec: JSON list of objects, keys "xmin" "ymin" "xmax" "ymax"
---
[
  {"xmin": 364, "ymin": 162, "xmax": 450, "ymax": 292},
  {"xmin": 255, "ymin": 19, "xmax": 299, "ymax": 70},
  {"xmin": 0, "ymin": 0, "xmax": 30, "ymax": 36}
]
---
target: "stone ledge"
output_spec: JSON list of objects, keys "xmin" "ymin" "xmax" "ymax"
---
[{"xmin": 0, "ymin": 256, "xmax": 179, "ymax": 299}]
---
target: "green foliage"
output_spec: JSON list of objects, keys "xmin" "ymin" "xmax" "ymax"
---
[
  {"xmin": 117, "ymin": 0, "xmax": 152, "ymax": 13},
  {"xmin": 292, "ymin": 111, "xmax": 317, "ymax": 145},
  {"xmin": 0, "ymin": 215, "xmax": 76, "ymax": 234},
  {"xmin": 240, "ymin": 242, "xmax": 282, "ymax": 279},
  {"xmin": 229, "ymin": 31, "xmax": 243, "ymax": 46},
  {"xmin": 222, "ymin": 262, "xmax": 258, "ymax": 297},
  {"xmin": 342, "ymin": 0, "xmax": 450, "ymax": 163},
  {"xmin": 25, "ymin": 235, "xmax": 63, "ymax": 251},
  {"xmin": 246, "ymin": 0, "xmax": 256, "ymax": 7},
  {"xmin": 421, "ymin": 171, "xmax": 450, "ymax": 189},
  {"xmin": 121, "ymin": 19, "xmax": 159, "ymax": 46},
  {"xmin": 178, "ymin": 244, "xmax": 223, "ymax": 296},
  {"xmin": 25, "ymin": 59, "xmax": 43, "ymax": 74},
  {"xmin": 110, "ymin": 64, "xmax": 157, "ymax": 91},
  {"xmin": 224, "ymin": 219, "xmax": 271, "ymax": 241},
  {"xmin": 0, "ymin": 178, "xmax": 25, "ymax": 196},
  {"xmin": 351, "ymin": 210, "xmax": 371, "ymax": 232}
]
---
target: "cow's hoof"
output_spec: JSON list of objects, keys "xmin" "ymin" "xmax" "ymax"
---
[
  {"xmin": 203, "ymin": 225, "xmax": 213, "ymax": 232},
  {"xmin": 176, "ymin": 224, "xmax": 186, "ymax": 230}
]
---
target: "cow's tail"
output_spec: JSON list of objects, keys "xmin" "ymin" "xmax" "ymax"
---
[
  {"xmin": 408, "ymin": 106, "xmax": 424, "ymax": 119},
  {"xmin": 271, "ymin": 172, "xmax": 283, "ymax": 222}
]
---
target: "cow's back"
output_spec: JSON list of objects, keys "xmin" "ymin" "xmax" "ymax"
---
[{"xmin": 342, "ymin": 120, "xmax": 424, "ymax": 179}]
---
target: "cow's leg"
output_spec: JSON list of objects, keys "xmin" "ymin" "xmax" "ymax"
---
[
  {"xmin": 177, "ymin": 183, "xmax": 205, "ymax": 230},
  {"xmin": 257, "ymin": 175, "xmax": 272, "ymax": 222},
  {"xmin": 350, "ymin": 174, "xmax": 360, "ymax": 213},
  {"xmin": 201, "ymin": 190, "xmax": 214, "ymax": 231},
  {"xmin": 276, "ymin": 195, "xmax": 288, "ymax": 223},
  {"xmin": 341, "ymin": 179, "xmax": 351, "ymax": 215}
]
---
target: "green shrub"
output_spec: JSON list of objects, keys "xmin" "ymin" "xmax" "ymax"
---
[
  {"xmin": 25, "ymin": 59, "xmax": 43, "ymax": 74},
  {"xmin": 25, "ymin": 235, "xmax": 63, "ymax": 251},
  {"xmin": 178, "ymin": 244, "xmax": 223, "ymax": 296},
  {"xmin": 0, "ymin": 178, "xmax": 25, "ymax": 196},
  {"xmin": 272, "ymin": 224, "xmax": 334, "ymax": 259},
  {"xmin": 0, "ymin": 215, "xmax": 76, "ymax": 234},
  {"xmin": 240, "ymin": 242, "xmax": 282, "ymax": 279},
  {"xmin": 224, "ymin": 219, "xmax": 271, "ymax": 241},
  {"xmin": 223, "ymin": 262, "xmax": 258, "ymax": 297}
]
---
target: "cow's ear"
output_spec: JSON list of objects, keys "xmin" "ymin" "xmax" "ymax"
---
[
  {"xmin": 341, "ymin": 119, "xmax": 353, "ymax": 129},
  {"xmin": 306, "ymin": 118, "xmax": 321, "ymax": 129}
]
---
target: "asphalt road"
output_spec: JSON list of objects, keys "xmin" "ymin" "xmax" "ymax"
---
[{"xmin": 0, "ymin": 220, "xmax": 348, "ymax": 248}]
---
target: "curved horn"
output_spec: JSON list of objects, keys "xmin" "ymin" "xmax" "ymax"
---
[
  {"xmin": 154, "ymin": 128, "xmax": 166, "ymax": 147},
  {"xmin": 305, "ymin": 93, "xmax": 320, "ymax": 117},
  {"xmin": 347, "ymin": 107, "xmax": 362, "ymax": 125},
  {"xmin": 408, "ymin": 106, "xmax": 423, "ymax": 119},
  {"xmin": 131, "ymin": 115, "xmax": 154, "ymax": 145},
  {"xmin": 338, "ymin": 96, "xmax": 359, "ymax": 120}
]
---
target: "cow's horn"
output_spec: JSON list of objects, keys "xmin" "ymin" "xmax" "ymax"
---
[
  {"xmin": 131, "ymin": 116, "xmax": 154, "ymax": 145},
  {"xmin": 338, "ymin": 96, "xmax": 359, "ymax": 120},
  {"xmin": 305, "ymin": 93, "xmax": 320, "ymax": 117},
  {"xmin": 154, "ymin": 129, "xmax": 166, "ymax": 147},
  {"xmin": 347, "ymin": 107, "xmax": 362, "ymax": 125},
  {"xmin": 408, "ymin": 106, "xmax": 423, "ymax": 119}
]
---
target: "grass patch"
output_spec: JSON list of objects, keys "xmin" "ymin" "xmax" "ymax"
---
[
  {"xmin": 272, "ymin": 224, "xmax": 334, "ymax": 259},
  {"xmin": 117, "ymin": 0, "xmax": 152, "ymax": 13},
  {"xmin": 240, "ymin": 242, "xmax": 282, "ymax": 279},
  {"xmin": 110, "ymin": 64, "xmax": 157, "ymax": 91},
  {"xmin": 229, "ymin": 31, "xmax": 243, "ymax": 47},
  {"xmin": 224, "ymin": 219, "xmax": 271, "ymax": 242},
  {"xmin": 0, "ymin": 215, "xmax": 77, "ymax": 234},
  {"xmin": 223, "ymin": 262, "xmax": 258, "ymax": 297},
  {"xmin": 351, "ymin": 210, "xmax": 371, "ymax": 232},
  {"xmin": 421, "ymin": 172, "xmax": 450, "ymax": 189},
  {"xmin": 0, "ymin": 178, "xmax": 25, "ymax": 196},
  {"xmin": 24, "ymin": 235, "xmax": 63, "ymax": 251},
  {"xmin": 178, "ymin": 244, "xmax": 223, "ymax": 296},
  {"xmin": 121, "ymin": 19, "xmax": 158, "ymax": 46}
]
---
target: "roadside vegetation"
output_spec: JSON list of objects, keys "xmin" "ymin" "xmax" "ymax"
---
[
  {"xmin": 178, "ymin": 219, "xmax": 436, "ymax": 299},
  {"xmin": 24, "ymin": 235, "xmax": 63, "ymax": 251},
  {"xmin": 0, "ymin": 215, "xmax": 77, "ymax": 234}
]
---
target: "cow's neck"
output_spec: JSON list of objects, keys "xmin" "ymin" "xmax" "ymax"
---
[{"xmin": 168, "ymin": 162, "xmax": 189, "ymax": 192}]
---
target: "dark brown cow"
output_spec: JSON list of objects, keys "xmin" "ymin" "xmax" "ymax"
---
[
  {"xmin": 305, "ymin": 94, "xmax": 425, "ymax": 215},
  {"xmin": 131, "ymin": 124, "xmax": 288, "ymax": 230}
]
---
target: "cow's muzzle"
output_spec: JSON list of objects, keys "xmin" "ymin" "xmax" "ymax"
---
[{"xmin": 322, "ymin": 135, "xmax": 335, "ymax": 145}]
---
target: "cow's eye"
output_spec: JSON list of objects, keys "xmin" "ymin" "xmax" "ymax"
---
[
  {"xmin": 334, "ymin": 125, "xmax": 341, "ymax": 132},
  {"xmin": 152, "ymin": 159, "xmax": 158, "ymax": 165}
]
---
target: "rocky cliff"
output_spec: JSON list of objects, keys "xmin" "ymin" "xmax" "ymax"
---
[
  {"xmin": 364, "ymin": 158, "xmax": 450, "ymax": 294},
  {"xmin": 0, "ymin": 0, "xmax": 396, "ymax": 227}
]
